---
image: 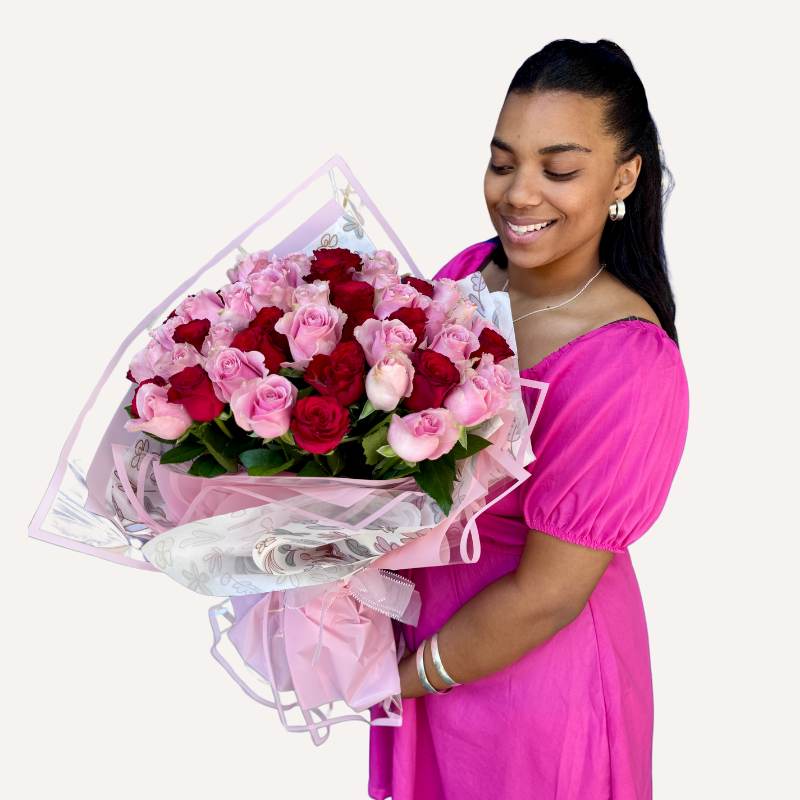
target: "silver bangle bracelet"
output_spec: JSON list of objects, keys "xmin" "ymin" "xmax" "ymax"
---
[
  {"xmin": 431, "ymin": 631, "xmax": 462, "ymax": 687},
  {"xmin": 415, "ymin": 638, "xmax": 453, "ymax": 695}
]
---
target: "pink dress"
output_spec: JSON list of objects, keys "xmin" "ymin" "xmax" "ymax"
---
[{"xmin": 368, "ymin": 238, "xmax": 690, "ymax": 800}]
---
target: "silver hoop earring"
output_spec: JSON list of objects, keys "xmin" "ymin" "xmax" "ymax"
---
[{"xmin": 609, "ymin": 198, "xmax": 626, "ymax": 221}]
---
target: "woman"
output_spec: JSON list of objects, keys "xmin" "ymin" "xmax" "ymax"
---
[{"xmin": 369, "ymin": 39, "xmax": 689, "ymax": 800}]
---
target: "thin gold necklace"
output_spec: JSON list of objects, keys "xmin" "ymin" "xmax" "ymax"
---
[{"xmin": 502, "ymin": 263, "xmax": 606, "ymax": 323}]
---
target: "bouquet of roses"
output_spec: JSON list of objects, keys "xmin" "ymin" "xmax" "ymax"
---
[
  {"xmin": 29, "ymin": 155, "xmax": 548, "ymax": 744},
  {"xmin": 124, "ymin": 244, "xmax": 517, "ymax": 515}
]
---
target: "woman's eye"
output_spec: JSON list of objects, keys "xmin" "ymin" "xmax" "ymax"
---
[
  {"xmin": 489, "ymin": 164, "xmax": 578, "ymax": 180},
  {"xmin": 545, "ymin": 170, "xmax": 578, "ymax": 180}
]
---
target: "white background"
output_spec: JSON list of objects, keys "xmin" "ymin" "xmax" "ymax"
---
[{"xmin": 4, "ymin": 2, "xmax": 798, "ymax": 798}]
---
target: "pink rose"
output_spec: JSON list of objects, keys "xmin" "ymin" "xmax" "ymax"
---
[
  {"xmin": 373, "ymin": 283, "xmax": 431, "ymax": 320},
  {"xmin": 365, "ymin": 351, "xmax": 415, "ymax": 411},
  {"xmin": 154, "ymin": 342, "xmax": 205, "ymax": 379},
  {"xmin": 446, "ymin": 297, "xmax": 479, "ymax": 327},
  {"xmin": 443, "ymin": 371, "xmax": 495, "ymax": 426},
  {"xmin": 176, "ymin": 289, "xmax": 224, "ymax": 324},
  {"xmin": 386, "ymin": 408, "xmax": 462, "ymax": 463},
  {"xmin": 291, "ymin": 279, "xmax": 330, "ymax": 308},
  {"xmin": 429, "ymin": 323, "xmax": 481, "ymax": 364},
  {"xmin": 474, "ymin": 354, "xmax": 515, "ymax": 414},
  {"xmin": 354, "ymin": 249, "xmax": 401, "ymax": 291},
  {"xmin": 124, "ymin": 382, "xmax": 193, "ymax": 440},
  {"xmin": 278, "ymin": 252, "xmax": 313, "ymax": 277},
  {"xmin": 206, "ymin": 347, "xmax": 267, "ymax": 402},
  {"xmin": 129, "ymin": 339, "xmax": 169, "ymax": 382},
  {"xmin": 230, "ymin": 374, "xmax": 298, "ymax": 440},
  {"xmin": 425, "ymin": 278, "xmax": 464, "ymax": 342},
  {"xmin": 227, "ymin": 249, "xmax": 272, "ymax": 283},
  {"xmin": 353, "ymin": 317, "xmax": 417, "ymax": 366},
  {"xmin": 273, "ymin": 302, "xmax": 346, "ymax": 370},
  {"xmin": 200, "ymin": 321, "xmax": 237, "ymax": 356},
  {"xmin": 218, "ymin": 282, "xmax": 256, "ymax": 330},
  {"xmin": 248, "ymin": 260, "xmax": 305, "ymax": 312}
]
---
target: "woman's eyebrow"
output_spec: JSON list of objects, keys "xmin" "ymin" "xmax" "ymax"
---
[{"xmin": 490, "ymin": 136, "xmax": 593, "ymax": 155}]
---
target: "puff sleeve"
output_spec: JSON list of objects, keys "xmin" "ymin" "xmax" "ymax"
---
[{"xmin": 521, "ymin": 323, "xmax": 690, "ymax": 553}]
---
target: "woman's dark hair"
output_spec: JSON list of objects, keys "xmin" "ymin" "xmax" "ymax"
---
[{"xmin": 491, "ymin": 39, "xmax": 679, "ymax": 345}]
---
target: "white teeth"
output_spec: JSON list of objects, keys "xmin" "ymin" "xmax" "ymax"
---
[{"xmin": 507, "ymin": 220, "xmax": 553, "ymax": 233}]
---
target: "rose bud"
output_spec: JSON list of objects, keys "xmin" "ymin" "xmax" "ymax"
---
[{"xmin": 365, "ymin": 351, "xmax": 415, "ymax": 412}]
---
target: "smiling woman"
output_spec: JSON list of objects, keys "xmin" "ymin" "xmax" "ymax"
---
[{"xmin": 369, "ymin": 38, "xmax": 689, "ymax": 800}]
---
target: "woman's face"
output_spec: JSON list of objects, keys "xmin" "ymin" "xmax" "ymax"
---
[{"xmin": 484, "ymin": 90, "xmax": 640, "ymax": 271}]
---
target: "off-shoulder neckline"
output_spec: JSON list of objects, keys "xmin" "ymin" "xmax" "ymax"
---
[{"xmin": 519, "ymin": 317, "xmax": 673, "ymax": 375}]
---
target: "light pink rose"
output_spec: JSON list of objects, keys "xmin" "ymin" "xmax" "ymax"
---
[
  {"xmin": 443, "ymin": 371, "xmax": 495, "ymax": 426},
  {"xmin": 150, "ymin": 315, "xmax": 190, "ymax": 351},
  {"xmin": 446, "ymin": 297, "xmax": 479, "ymax": 327},
  {"xmin": 201, "ymin": 321, "xmax": 237, "ymax": 356},
  {"xmin": 469, "ymin": 313, "xmax": 494, "ymax": 339},
  {"xmin": 154, "ymin": 342, "xmax": 205, "ymax": 379},
  {"xmin": 387, "ymin": 408, "xmax": 462, "ymax": 463},
  {"xmin": 354, "ymin": 249, "xmax": 401, "ymax": 291},
  {"xmin": 474, "ymin": 354, "xmax": 515, "ymax": 414},
  {"xmin": 129, "ymin": 339, "xmax": 169, "ymax": 382},
  {"xmin": 218, "ymin": 281, "xmax": 256, "ymax": 330},
  {"xmin": 227, "ymin": 249, "xmax": 272, "ymax": 283},
  {"xmin": 353, "ymin": 317, "xmax": 417, "ymax": 366},
  {"xmin": 248, "ymin": 259, "xmax": 306, "ymax": 312},
  {"xmin": 374, "ymin": 283, "xmax": 431, "ymax": 319},
  {"xmin": 279, "ymin": 251, "xmax": 313, "ymax": 278},
  {"xmin": 429, "ymin": 323, "xmax": 481, "ymax": 364},
  {"xmin": 291, "ymin": 279, "xmax": 330, "ymax": 308},
  {"xmin": 365, "ymin": 351, "xmax": 415, "ymax": 411},
  {"xmin": 206, "ymin": 347, "xmax": 268, "ymax": 403},
  {"xmin": 273, "ymin": 302, "xmax": 346, "ymax": 370},
  {"xmin": 425, "ymin": 278, "xmax": 465, "ymax": 342},
  {"xmin": 124, "ymin": 383, "xmax": 192, "ymax": 440},
  {"xmin": 230, "ymin": 374, "xmax": 298, "ymax": 440},
  {"xmin": 176, "ymin": 289, "xmax": 224, "ymax": 324}
]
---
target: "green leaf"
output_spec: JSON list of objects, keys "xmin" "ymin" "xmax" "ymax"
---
[
  {"xmin": 193, "ymin": 422, "xmax": 238, "ymax": 472},
  {"xmin": 376, "ymin": 444, "xmax": 397, "ymax": 459},
  {"xmin": 124, "ymin": 404, "xmax": 135, "ymax": 418},
  {"xmin": 297, "ymin": 459, "xmax": 328, "ymax": 477},
  {"xmin": 188, "ymin": 453, "xmax": 227, "ymax": 477},
  {"xmin": 358, "ymin": 399, "xmax": 377, "ymax": 420},
  {"xmin": 458, "ymin": 425, "xmax": 468, "ymax": 450},
  {"xmin": 325, "ymin": 449, "xmax": 344, "ymax": 476},
  {"xmin": 363, "ymin": 422, "xmax": 390, "ymax": 466},
  {"xmin": 297, "ymin": 386, "xmax": 315, "ymax": 399},
  {"xmin": 279, "ymin": 367, "xmax": 304, "ymax": 379},
  {"xmin": 279, "ymin": 430, "xmax": 296, "ymax": 447},
  {"xmin": 240, "ymin": 448, "xmax": 297, "ymax": 476},
  {"xmin": 159, "ymin": 440, "xmax": 207, "ymax": 464},
  {"xmin": 414, "ymin": 457, "xmax": 456, "ymax": 515},
  {"xmin": 451, "ymin": 433, "xmax": 493, "ymax": 461}
]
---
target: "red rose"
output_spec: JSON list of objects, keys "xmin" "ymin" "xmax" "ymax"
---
[
  {"xmin": 400, "ymin": 275, "xmax": 435, "ymax": 298},
  {"xmin": 167, "ymin": 365, "xmax": 225, "ymax": 422},
  {"xmin": 304, "ymin": 340, "xmax": 366, "ymax": 406},
  {"xmin": 331, "ymin": 280, "xmax": 377, "ymax": 341},
  {"xmin": 290, "ymin": 395, "xmax": 350, "ymax": 455},
  {"xmin": 172, "ymin": 318, "xmax": 211, "ymax": 351},
  {"xmin": 131, "ymin": 376, "xmax": 167, "ymax": 418},
  {"xmin": 306, "ymin": 247, "xmax": 362, "ymax": 287},
  {"xmin": 469, "ymin": 327, "xmax": 515, "ymax": 364},
  {"xmin": 403, "ymin": 349, "xmax": 461, "ymax": 411},
  {"xmin": 230, "ymin": 306, "xmax": 291, "ymax": 372},
  {"xmin": 387, "ymin": 306, "xmax": 427, "ymax": 349}
]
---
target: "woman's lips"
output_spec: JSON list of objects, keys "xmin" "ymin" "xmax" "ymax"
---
[{"xmin": 502, "ymin": 218, "xmax": 557, "ymax": 244}]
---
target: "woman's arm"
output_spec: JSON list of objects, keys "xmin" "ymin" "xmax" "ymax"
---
[{"xmin": 399, "ymin": 530, "xmax": 615, "ymax": 698}]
